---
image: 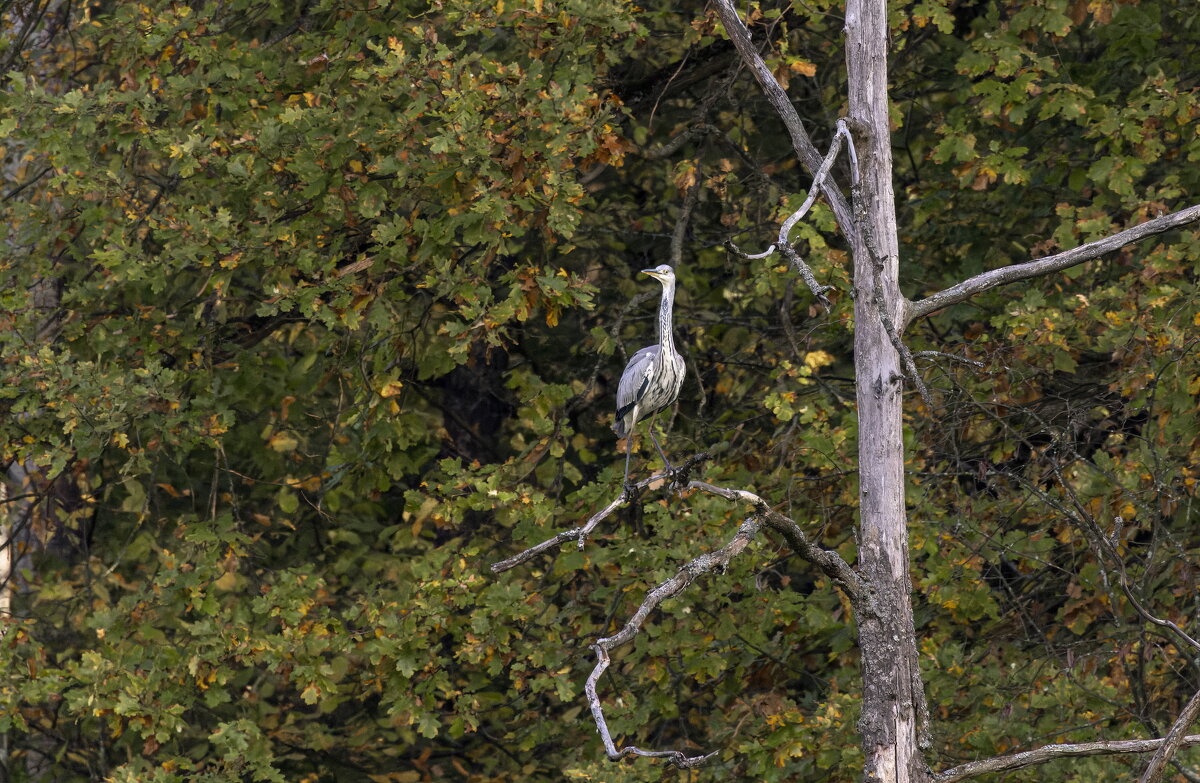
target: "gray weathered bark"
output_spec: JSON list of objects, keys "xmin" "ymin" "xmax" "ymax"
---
[{"xmin": 845, "ymin": 1, "xmax": 928, "ymax": 781}]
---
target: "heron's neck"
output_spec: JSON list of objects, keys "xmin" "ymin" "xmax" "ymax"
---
[{"xmin": 657, "ymin": 280, "xmax": 676, "ymax": 356}]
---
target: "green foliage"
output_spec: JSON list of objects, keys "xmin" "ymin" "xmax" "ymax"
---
[{"xmin": 2, "ymin": 0, "xmax": 1199, "ymax": 781}]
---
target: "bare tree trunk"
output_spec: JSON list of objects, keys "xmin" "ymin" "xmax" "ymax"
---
[
  {"xmin": 846, "ymin": 1, "xmax": 928, "ymax": 781},
  {"xmin": 0, "ymin": 477, "xmax": 8, "ymax": 783}
]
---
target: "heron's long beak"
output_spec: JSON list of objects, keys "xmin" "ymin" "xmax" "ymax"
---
[{"xmin": 641, "ymin": 268, "xmax": 663, "ymax": 280}]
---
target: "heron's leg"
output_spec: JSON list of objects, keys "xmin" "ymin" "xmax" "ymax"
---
[
  {"xmin": 621, "ymin": 406, "xmax": 640, "ymax": 495},
  {"xmin": 647, "ymin": 416, "xmax": 674, "ymax": 471},
  {"xmin": 647, "ymin": 421, "xmax": 686, "ymax": 497},
  {"xmin": 622, "ymin": 428, "xmax": 635, "ymax": 491}
]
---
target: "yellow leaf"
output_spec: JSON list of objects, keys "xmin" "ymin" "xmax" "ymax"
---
[
  {"xmin": 214, "ymin": 570, "xmax": 238, "ymax": 591},
  {"xmin": 803, "ymin": 350, "xmax": 835, "ymax": 370},
  {"xmin": 673, "ymin": 162, "xmax": 698, "ymax": 194},
  {"xmin": 790, "ymin": 60, "xmax": 817, "ymax": 77},
  {"xmin": 267, "ymin": 432, "xmax": 299, "ymax": 453},
  {"xmin": 379, "ymin": 380, "xmax": 404, "ymax": 398}
]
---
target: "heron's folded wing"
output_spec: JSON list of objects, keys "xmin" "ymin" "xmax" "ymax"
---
[{"xmin": 614, "ymin": 346, "xmax": 658, "ymax": 433}]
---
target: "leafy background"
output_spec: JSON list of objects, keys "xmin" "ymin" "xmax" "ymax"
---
[{"xmin": 1, "ymin": 0, "xmax": 1199, "ymax": 780}]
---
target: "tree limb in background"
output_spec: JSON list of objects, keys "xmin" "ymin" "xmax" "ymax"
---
[
  {"xmin": 670, "ymin": 168, "xmax": 703, "ymax": 269},
  {"xmin": 710, "ymin": 0, "xmax": 857, "ymax": 242},
  {"xmin": 906, "ymin": 203, "xmax": 1200, "ymax": 325},
  {"xmin": 642, "ymin": 123, "xmax": 715, "ymax": 160},
  {"xmin": 933, "ymin": 734, "xmax": 1200, "ymax": 783}
]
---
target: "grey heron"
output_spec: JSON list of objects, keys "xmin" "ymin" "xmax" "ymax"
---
[{"xmin": 613, "ymin": 264, "xmax": 685, "ymax": 488}]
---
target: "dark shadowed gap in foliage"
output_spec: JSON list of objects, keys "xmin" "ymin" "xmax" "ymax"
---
[{"xmin": 438, "ymin": 339, "xmax": 513, "ymax": 543}]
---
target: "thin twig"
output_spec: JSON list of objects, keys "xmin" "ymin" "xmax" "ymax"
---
[
  {"xmin": 913, "ymin": 351, "xmax": 984, "ymax": 368},
  {"xmin": 2, "ymin": 166, "xmax": 51, "ymax": 203},
  {"xmin": 1044, "ymin": 444, "xmax": 1200, "ymax": 654},
  {"xmin": 865, "ymin": 225, "xmax": 930, "ymax": 404},
  {"xmin": 642, "ymin": 124, "xmax": 715, "ymax": 160},
  {"xmin": 779, "ymin": 243, "xmax": 833, "ymax": 312},
  {"xmin": 670, "ymin": 169, "xmax": 703, "ymax": 269},
  {"xmin": 723, "ymin": 237, "xmax": 832, "ymax": 310}
]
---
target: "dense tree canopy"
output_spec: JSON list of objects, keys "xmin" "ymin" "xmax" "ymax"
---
[{"xmin": 1, "ymin": 0, "xmax": 1199, "ymax": 781}]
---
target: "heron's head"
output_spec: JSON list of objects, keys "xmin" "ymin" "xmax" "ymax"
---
[{"xmin": 640, "ymin": 264, "xmax": 675, "ymax": 284}]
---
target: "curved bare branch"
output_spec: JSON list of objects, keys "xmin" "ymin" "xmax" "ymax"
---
[
  {"xmin": 723, "ymin": 120, "xmax": 856, "ymax": 310},
  {"xmin": 585, "ymin": 514, "xmax": 759, "ymax": 768},
  {"xmin": 583, "ymin": 476, "xmax": 862, "ymax": 768}
]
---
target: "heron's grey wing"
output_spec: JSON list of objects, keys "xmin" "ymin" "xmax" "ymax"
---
[{"xmin": 614, "ymin": 345, "xmax": 658, "ymax": 436}]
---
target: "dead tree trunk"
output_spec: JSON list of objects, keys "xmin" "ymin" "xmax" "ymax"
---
[{"xmin": 845, "ymin": 1, "xmax": 929, "ymax": 780}]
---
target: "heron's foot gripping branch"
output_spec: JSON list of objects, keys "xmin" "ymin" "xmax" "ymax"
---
[{"xmin": 665, "ymin": 450, "xmax": 708, "ymax": 495}]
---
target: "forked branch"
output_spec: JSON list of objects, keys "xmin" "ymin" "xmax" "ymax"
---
[
  {"xmin": 907, "ymin": 203, "xmax": 1200, "ymax": 325},
  {"xmin": 724, "ymin": 120, "xmax": 856, "ymax": 310},
  {"xmin": 711, "ymin": 0, "xmax": 856, "ymax": 240},
  {"xmin": 585, "ymin": 513, "xmax": 760, "ymax": 768},
  {"xmin": 498, "ymin": 467, "xmax": 861, "ymax": 768},
  {"xmin": 584, "ymin": 478, "xmax": 861, "ymax": 767},
  {"xmin": 687, "ymin": 480, "xmax": 862, "ymax": 597}
]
